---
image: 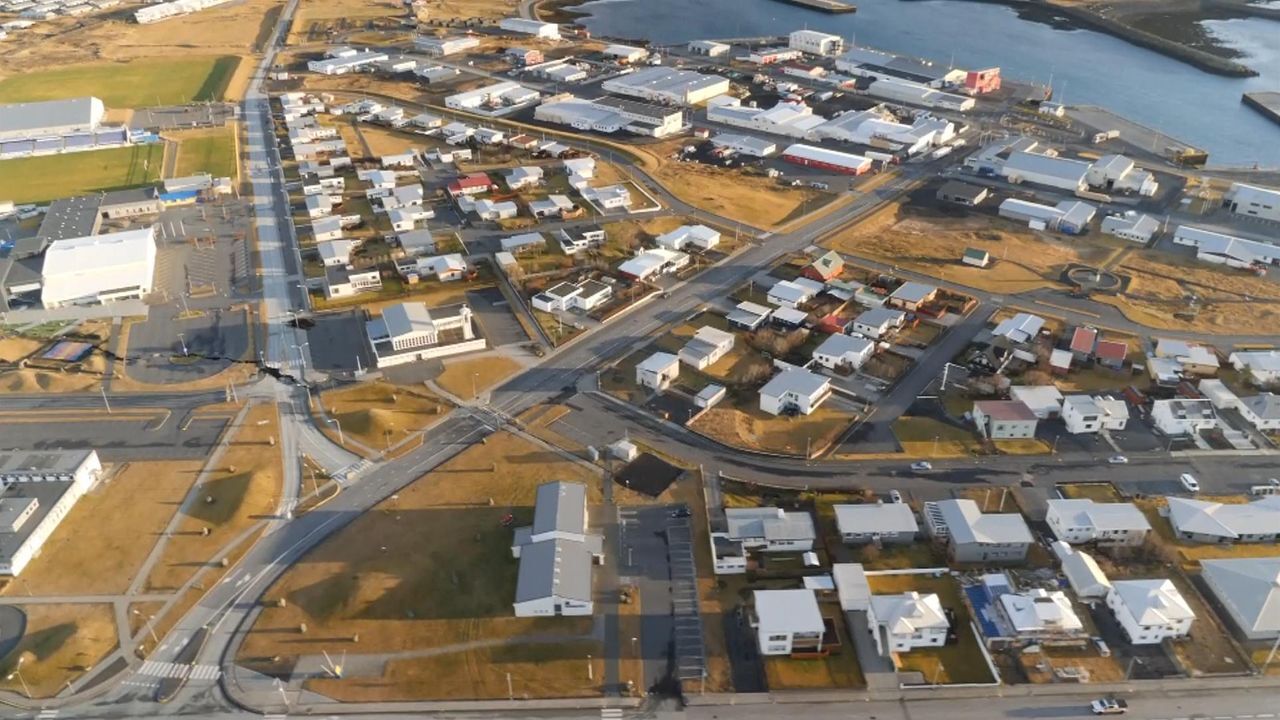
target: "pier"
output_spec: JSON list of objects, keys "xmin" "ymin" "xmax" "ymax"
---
[
  {"xmin": 767, "ymin": 0, "xmax": 856, "ymax": 14},
  {"xmin": 1243, "ymin": 92, "xmax": 1280, "ymax": 128}
]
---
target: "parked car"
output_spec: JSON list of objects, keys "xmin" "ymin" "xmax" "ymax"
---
[
  {"xmin": 889, "ymin": 490, "xmax": 903, "ymax": 504},
  {"xmin": 1090, "ymin": 698, "xmax": 1128, "ymax": 715},
  {"xmin": 1180, "ymin": 473, "xmax": 1200, "ymax": 493},
  {"xmin": 670, "ymin": 507, "xmax": 691, "ymax": 519},
  {"xmin": 1108, "ymin": 455, "xmax": 1129, "ymax": 465},
  {"xmin": 910, "ymin": 462, "xmax": 933, "ymax": 472}
]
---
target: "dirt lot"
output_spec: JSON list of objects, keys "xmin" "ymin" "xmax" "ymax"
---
[
  {"xmin": 1098, "ymin": 249, "xmax": 1280, "ymax": 335},
  {"xmin": 2, "ymin": 460, "xmax": 203, "ymax": 596},
  {"xmin": 0, "ymin": 335, "xmax": 44, "ymax": 362},
  {"xmin": 652, "ymin": 161, "xmax": 831, "ymax": 230},
  {"xmin": 692, "ymin": 403, "xmax": 854, "ymax": 457},
  {"xmin": 316, "ymin": 380, "xmax": 450, "ymax": 455},
  {"xmin": 237, "ymin": 431, "xmax": 604, "ymax": 698},
  {"xmin": 823, "ymin": 201, "xmax": 1126, "ymax": 294},
  {"xmin": 0, "ymin": 604, "xmax": 117, "ymax": 697},
  {"xmin": 286, "ymin": 0, "xmax": 406, "ymax": 45},
  {"xmin": 434, "ymin": 355, "xmax": 523, "ymax": 400},
  {"xmin": 145, "ymin": 402, "xmax": 281, "ymax": 592}
]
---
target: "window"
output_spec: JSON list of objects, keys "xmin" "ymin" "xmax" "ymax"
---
[{"xmin": 767, "ymin": 634, "xmax": 789, "ymax": 642}]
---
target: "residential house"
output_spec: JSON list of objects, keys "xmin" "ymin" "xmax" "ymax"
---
[
  {"xmin": 1150, "ymin": 398, "xmax": 1219, "ymax": 436},
  {"xmin": 804, "ymin": 250, "xmax": 844, "ymax": 282},
  {"xmin": 852, "ymin": 307, "xmax": 905, "ymax": 339},
  {"xmin": 767, "ymin": 278, "xmax": 823, "ymax": 308},
  {"xmin": 1199, "ymin": 379, "xmax": 1242, "ymax": 411},
  {"xmin": 972, "ymin": 400, "xmax": 1038, "ymax": 440},
  {"xmin": 655, "ymin": 224, "xmax": 721, "ymax": 252},
  {"xmin": 1046, "ymin": 498, "xmax": 1151, "ymax": 546},
  {"xmin": 505, "ymin": 165, "xmax": 544, "ymax": 190},
  {"xmin": 1010, "ymin": 385, "xmax": 1064, "ymax": 420},
  {"xmin": 471, "ymin": 198, "xmax": 519, "ymax": 221},
  {"xmin": 1153, "ymin": 338, "xmax": 1220, "ymax": 377},
  {"xmin": 992, "ymin": 312, "xmax": 1044, "ymax": 344},
  {"xmin": 1094, "ymin": 340, "xmax": 1129, "ymax": 370},
  {"xmin": 512, "ymin": 481, "xmax": 604, "ymax": 617},
  {"xmin": 812, "ymin": 333, "xmax": 875, "ymax": 371},
  {"xmin": 1167, "ymin": 496, "xmax": 1280, "ymax": 544},
  {"xmin": 1052, "ymin": 542, "xmax": 1112, "ymax": 599},
  {"xmin": 581, "ymin": 184, "xmax": 632, "ymax": 210},
  {"xmin": 725, "ymin": 507, "xmax": 816, "ymax": 552},
  {"xmin": 886, "ymin": 281, "xmax": 937, "ymax": 311},
  {"xmin": 616, "ymin": 248, "xmax": 689, "ymax": 281},
  {"xmin": 446, "ymin": 172, "xmax": 492, "ymax": 197},
  {"xmin": 500, "ymin": 232, "xmax": 546, "ymax": 254},
  {"xmin": 759, "ymin": 368, "xmax": 832, "ymax": 416},
  {"xmin": 1095, "ymin": 396, "xmax": 1130, "ymax": 430},
  {"xmin": 867, "ymin": 591, "xmax": 949, "ymax": 656},
  {"xmin": 931, "ymin": 498, "xmax": 1033, "ymax": 563},
  {"xmin": 1106, "ymin": 579, "xmax": 1194, "ymax": 644},
  {"xmin": 1200, "ymin": 558, "xmax": 1280, "ymax": 640},
  {"xmin": 364, "ymin": 301, "xmax": 480, "ymax": 367},
  {"xmin": 317, "ymin": 239, "xmax": 356, "ymax": 267},
  {"xmin": 324, "ymin": 265, "xmax": 381, "ymax": 299},
  {"xmin": 635, "ymin": 352, "xmax": 679, "ymax": 390},
  {"xmin": 998, "ymin": 589, "xmax": 1085, "ymax": 639},
  {"xmin": 1062, "ymin": 394, "xmax": 1129, "ymax": 434},
  {"xmin": 833, "ymin": 503, "xmax": 919, "ymax": 545},
  {"xmin": 1239, "ymin": 394, "xmax": 1280, "ymax": 431},
  {"xmin": 753, "ymin": 589, "xmax": 826, "ymax": 655},
  {"xmin": 727, "ymin": 301, "xmax": 772, "ymax": 331},
  {"xmin": 678, "ymin": 326, "xmax": 736, "ymax": 370},
  {"xmin": 962, "ymin": 247, "xmax": 991, "ymax": 268},
  {"xmin": 1069, "ymin": 326, "xmax": 1098, "ymax": 359},
  {"xmin": 530, "ymin": 195, "xmax": 576, "ymax": 219},
  {"xmin": 557, "ymin": 227, "xmax": 605, "ymax": 254},
  {"xmin": 1229, "ymin": 351, "xmax": 1280, "ymax": 387}
]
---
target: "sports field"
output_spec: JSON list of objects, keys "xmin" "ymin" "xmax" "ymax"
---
[
  {"xmin": 0, "ymin": 144, "xmax": 164, "ymax": 203},
  {"xmin": 0, "ymin": 55, "xmax": 241, "ymax": 108},
  {"xmin": 171, "ymin": 126, "xmax": 239, "ymax": 179}
]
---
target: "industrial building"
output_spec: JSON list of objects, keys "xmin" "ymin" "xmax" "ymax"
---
[
  {"xmin": 998, "ymin": 198, "xmax": 1096, "ymax": 234},
  {"xmin": 836, "ymin": 46, "xmax": 966, "ymax": 88},
  {"xmin": 40, "ymin": 226, "xmax": 157, "ymax": 309},
  {"xmin": 1172, "ymin": 225, "xmax": 1280, "ymax": 268},
  {"xmin": 0, "ymin": 449, "xmax": 103, "ymax": 576},
  {"xmin": 511, "ymin": 481, "xmax": 602, "ymax": 617},
  {"xmin": 0, "ymin": 96, "xmax": 106, "ymax": 142},
  {"xmin": 1225, "ymin": 183, "xmax": 1280, "ymax": 223},
  {"xmin": 414, "ymin": 35, "xmax": 480, "ymax": 56},
  {"xmin": 709, "ymin": 133, "xmax": 776, "ymax": 157},
  {"xmin": 498, "ymin": 17, "xmax": 560, "ymax": 39},
  {"xmin": 307, "ymin": 50, "xmax": 388, "ymax": 75},
  {"xmin": 445, "ymin": 81, "xmax": 539, "ymax": 113},
  {"xmin": 780, "ymin": 143, "xmax": 871, "ymax": 175},
  {"xmin": 134, "ymin": 0, "xmax": 231, "ymax": 23},
  {"xmin": 861, "ymin": 78, "xmax": 976, "ymax": 112},
  {"xmin": 603, "ymin": 44, "xmax": 648, "ymax": 63},
  {"xmin": 601, "ymin": 67, "xmax": 729, "ymax": 106},
  {"xmin": 535, "ymin": 95, "xmax": 682, "ymax": 137},
  {"xmin": 687, "ymin": 39, "xmax": 730, "ymax": 57},
  {"xmin": 1000, "ymin": 150, "xmax": 1091, "ymax": 192},
  {"xmin": 1101, "ymin": 213, "xmax": 1159, "ymax": 243},
  {"xmin": 789, "ymin": 29, "xmax": 844, "ymax": 56},
  {"xmin": 1086, "ymin": 154, "xmax": 1159, "ymax": 196}
]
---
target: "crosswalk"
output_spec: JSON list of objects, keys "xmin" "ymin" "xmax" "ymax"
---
[
  {"xmin": 136, "ymin": 660, "xmax": 222, "ymax": 681},
  {"xmin": 333, "ymin": 458, "xmax": 373, "ymax": 485}
]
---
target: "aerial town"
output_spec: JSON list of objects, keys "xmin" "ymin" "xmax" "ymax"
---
[{"xmin": 0, "ymin": 0, "xmax": 1279, "ymax": 719}]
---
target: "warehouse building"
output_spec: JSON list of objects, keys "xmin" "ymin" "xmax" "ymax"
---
[
  {"xmin": 688, "ymin": 39, "xmax": 730, "ymax": 57},
  {"xmin": 1000, "ymin": 150, "xmax": 1091, "ymax": 192},
  {"xmin": 710, "ymin": 133, "xmax": 776, "ymax": 157},
  {"xmin": 1101, "ymin": 213, "xmax": 1159, "ymax": 243},
  {"xmin": 307, "ymin": 50, "xmax": 388, "ymax": 75},
  {"xmin": 789, "ymin": 29, "xmax": 843, "ymax": 56},
  {"xmin": 780, "ymin": 144, "xmax": 871, "ymax": 175},
  {"xmin": 1225, "ymin": 183, "xmax": 1280, "ymax": 223},
  {"xmin": 0, "ymin": 449, "xmax": 103, "ymax": 576},
  {"xmin": 706, "ymin": 97, "xmax": 827, "ymax": 139},
  {"xmin": 445, "ymin": 81, "xmax": 539, "ymax": 113},
  {"xmin": 40, "ymin": 226, "xmax": 157, "ymax": 308},
  {"xmin": 512, "ymin": 481, "xmax": 602, "ymax": 617},
  {"xmin": 836, "ymin": 46, "xmax": 966, "ymax": 88},
  {"xmin": 1086, "ymin": 154, "xmax": 1159, "ymax": 196},
  {"xmin": 603, "ymin": 44, "xmax": 648, "ymax": 63},
  {"xmin": 0, "ymin": 96, "xmax": 105, "ymax": 142},
  {"xmin": 1173, "ymin": 225, "xmax": 1280, "ymax": 268},
  {"xmin": 601, "ymin": 67, "xmax": 729, "ymax": 106},
  {"xmin": 862, "ymin": 77, "xmax": 976, "ymax": 112},
  {"xmin": 134, "ymin": 0, "xmax": 232, "ymax": 23},
  {"xmin": 498, "ymin": 17, "xmax": 560, "ymax": 39},
  {"xmin": 414, "ymin": 35, "xmax": 480, "ymax": 56},
  {"xmin": 998, "ymin": 198, "xmax": 1096, "ymax": 234}
]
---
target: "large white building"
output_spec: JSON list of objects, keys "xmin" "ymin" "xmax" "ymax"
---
[
  {"xmin": 1225, "ymin": 183, "xmax": 1280, "ymax": 223},
  {"xmin": 365, "ymin": 302, "xmax": 483, "ymax": 368},
  {"xmin": 1000, "ymin": 150, "xmax": 1091, "ymax": 192},
  {"xmin": 789, "ymin": 29, "xmax": 844, "ymax": 56},
  {"xmin": 1106, "ymin": 579, "xmax": 1194, "ymax": 645},
  {"xmin": 511, "ymin": 481, "xmax": 602, "ymax": 617},
  {"xmin": 1167, "ymin": 496, "xmax": 1280, "ymax": 544},
  {"xmin": 601, "ymin": 67, "xmax": 729, "ymax": 106},
  {"xmin": 40, "ymin": 226, "xmax": 156, "ymax": 309},
  {"xmin": 445, "ymin": 82, "xmax": 539, "ymax": 112},
  {"xmin": 0, "ymin": 450, "xmax": 103, "ymax": 576},
  {"xmin": 1046, "ymin": 498, "xmax": 1150, "ymax": 546},
  {"xmin": 1172, "ymin": 225, "xmax": 1280, "ymax": 269},
  {"xmin": 754, "ymin": 589, "xmax": 826, "ymax": 655},
  {"xmin": 0, "ymin": 96, "xmax": 105, "ymax": 142},
  {"xmin": 498, "ymin": 17, "xmax": 560, "ymax": 39},
  {"xmin": 867, "ymin": 590, "xmax": 949, "ymax": 656},
  {"xmin": 134, "ymin": 0, "xmax": 233, "ymax": 23}
]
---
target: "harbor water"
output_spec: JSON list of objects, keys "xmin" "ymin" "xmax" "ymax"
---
[{"xmin": 575, "ymin": 0, "xmax": 1280, "ymax": 167}]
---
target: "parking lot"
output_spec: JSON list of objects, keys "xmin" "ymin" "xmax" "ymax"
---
[
  {"xmin": 302, "ymin": 310, "xmax": 376, "ymax": 376},
  {"xmin": 466, "ymin": 287, "xmax": 528, "ymax": 348},
  {"xmin": 0, "ymin": 413, "xmax": 228, "ymax": 462}
]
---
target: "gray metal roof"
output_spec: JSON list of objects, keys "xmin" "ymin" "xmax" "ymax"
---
[
  {"xmin": 1002, "ymin": 150, "xmax": 1091, "ymax": 186},
  {"xmin": 0, "ymin": 449, "xmax": 97, "ymax": 476},
  {"xmin": 513, "ymin": 537, "xmax": 593, "ymax": 603},
  {"xmin": 531, "ymin": 480, "xmax": 587, "ymax": 538},
  {"xmin": 1047, "ymin": 498, "xmax": 1150, "ymax": 532},
  {"xmin": 0, "ymin": 479, "xmax": 78, "ymax": 565},
  {"xmin": 34, "ymin": 194, "xmax": 102, "ymax": 246},
  {"xmin": 725, "ymin": 507, "xmax": 816, "ymax": 542},
  {"xmin": 855, "ymin": 307, "xmax": 904, "ymax": 329},
  {"xmin": 1243, "ymin": 394, "xmax": 1280, "ymax": 421},
  {"xmin": 0, "ymin": 96, "xmax": 102, "ymax": 138},
  {"xmin": 759, "ymin": 368, "xmax": 828, "ymax": 400},
  {"xmin": 833, "ymin": 503, "xmax": 919, "ymax": 535},
  {"xmin": 380, "ymin": 303, "xmax": 434, "ymax": 340},
  {"xmin": 935, "ymin": 498, "xmax": 1033, "ymax": 546},
  {"xmin": 1201, "ymin": 558, "xmax": 1280, "ymax": 634},
  {"xmin": 1167, "ymin": 496, "xmax": 1280, "ymax": 539}
]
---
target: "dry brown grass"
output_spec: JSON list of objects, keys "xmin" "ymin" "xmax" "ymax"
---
[
  {"xmin": 316, "ymin": 380, "xmax": 449, "ymax": 455},
  {"xmin": 434, "ymin": 355, "xmax": 523, "ymax": 400},
  {"xmin": 824, "ymin": 202, "xmax": 1125, "ymax": 293},
  {"xmin": 0, "ymin": 367, "xmax": 102, "ymax": 393},
  {"xmin": 0, "ymin": 604, "xmax": 117, "ymax": 697},
  {"xmin": 237, "ymin": 431, "xmax": 602, "ymax": 692},
  {"xmin": 287, "ymin": 0, "xmax": 405, "ymax": 44},
  {"xmin": 691, "ymin": 404, "xmax": 854, "ymax": 457},
  {"xmin": 1096, "ymin": 249, "xmax": 1280, "ymax": 335},
  {"xmin": 352, "ymin": 125, "xmax": 423, "ymax": 158},
  {"xmin": 652, "ymin": 161, "xmax": 829, "ymax": 229},
  {"xmin": 145, "ymin": 403, "xmax": 282, "ymax": 591},
  {"xmin": 2, "ymin": 460, "xmax": 203, "ymax": 597},
  {"xmin": 763, "ymin": 649, "xmax": 865, "ymax": 690},
  {"xmin": 0, "ymin": 336, "xmax": 43, "ymax": 362}
]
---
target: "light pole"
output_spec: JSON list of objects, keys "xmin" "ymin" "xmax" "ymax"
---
[
  {"xmin": 101, "ymin": 386, "xmax": 113, "ymax": 415},
  {"xmin": 328, "ymin": 417, "xmax": 344, "ymax": 445},
  {"xmin": 177, "ymin": 332, "xmax": 188, "ymax": 356},
  {"xmin": 7, "ymin": 657, "xmax": 31, "ymax": 698},
  {"xmin": 472, "ymin": 372, "xmax": 479, "ymax": 400},
  {"xmin": 133, "ymin": 609, "xmax": 160, "ymax": 646}
]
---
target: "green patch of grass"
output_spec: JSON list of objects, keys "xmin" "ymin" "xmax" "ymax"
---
[
  {"xmin": 0, "ymin": 145, "xmax": 163, "ymax": 203},
  {"xmin": 173, "ymin": 127, "xmax": 238, "ymax": 179},
  {"xmin": 0, "ymin": 56, "xmax": 242, "ymax": 107}
]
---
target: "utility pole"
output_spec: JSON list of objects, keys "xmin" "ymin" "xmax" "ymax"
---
[{"xmin": 101, "ymin": 386, "xmax": 112, "ymax": 415}]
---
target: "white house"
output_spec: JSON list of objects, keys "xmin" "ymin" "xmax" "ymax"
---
[
  {"xmin": 767, "ymin": 278, "xmax": 823, "ymax": 308},
  {"xmin": 1106, "ymin": 579, "xmax": 1194, "ymax": 645},
  {"xmin": 0, "ymin": 450, "xmax": 103, "ymax": 576},
  {"xmin": 931, "ymin": 499, "xmax": 1033, "ymax": 563},
  {"xmin": 972, "ymin": 400, "xmax": 1038, "ymax": 440},
  {"xmin": 1200, "ymin": 558, "xmax": 1280, "ymax": 640},
  {"xmin": 1010, "ymin": 385, "xmax": 1064, "ymax": 420},
  {"xmin": 1053, "ymin": 542, "xmax": 1113, "ymax": 599},
  {"xmin": 1239, "ymin": 394, "xmax": 1280, "ymax": 431},
  {"xmin": 992, "ymin": 312, "xmax": 1045, "ymax": 344},
  {"xmin": 1150, "ymin": 398, "xmax": 1219, "ymax": 436},
  {"xmin": 754, "ymin": 589, "xmax": 826, "ymax": 655},
  {"xmin": 852, "ymin": 308, "xmax": 906, "ymax": 339},
  {"xmin": 1167, "ymin": 496, "xmax": 1280, "ymax": 544},
  {"xmin": 512, "ymin": 481, "xmax": 603, "ymax": 617},
  {"xmin": 581, "ymin": 184, "xmax": 632, "ymax": 210},
  {"xmin": 1046, "ymin": 498, "xmax": 1151, "ymax": 546},
  {"xmin": 867, "ymin": 591, "xmax": 949, "ymax": 656},
  {"xmin": 725, "ymin": 507, "xmax": 816, "ymax": 552},
  {"xmin": 532, "ymin": 279, "xmax": 612, "ymax": 313},
  {"xmin": 833, "ymin": 503, "xmax": 919, "ymax": 545},
  {"xmin": 678, "ymin": 326, "xmax": 735, "ymax": 370},
  {"xmin": 759, "ymin": 368, "xmax": 831, "ymax": 416},
  {"xmin": 617, "ymin": 248, "xmax": 689, "ymax": 281},
  {"xmin": 635, "ymin": 352, "xmax": 679, "ymax": 390},
  {"xmin": 655, "ymin": 224, "xmax": 721, "ymax": 252},
  {"xmin": 1061, "ymin": 394, "xmax": 1106, "ymax": 434},
  {"xmin": 1230, "ymin": 351, "xmax": 1280, "ymax": 386},
  {"xmin": 999, "ymin": 588, "xmax": 1085, "ymax": 639},
  {"xmin": 727, "ymin": 301, "xmax": 772, "ymax": 331},
  {"xmin": 812, "ymin": 333, "xmax": 875, "ymax": 371},
  {"xmin": 317, "ymin": 239, "xmax": 356, "ymax": 267}
]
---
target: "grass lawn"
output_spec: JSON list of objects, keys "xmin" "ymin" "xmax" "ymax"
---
[
  {"xmin": 171, "ymin": 126, "xmax": 239, "ymax": 179},
  {"xmin": 865, "ymin": 573, "xmax": 995, "ymax": 684},
  {"xmin": 1054, "ymin": 366, "xmax": 1141, "ymax": 394},
  {"xmin": 534, "ymin": 309, "xmax": 585, "ymax": 347},
  {"xmin": 764, "ymin": 644, "xmax": 865, "ymax": 690},
  {"xmin": 892, "ymin": 417, "xmax": 978, "ymax": 457},
  {"xmin": 0, "ymin": 56, "xmax": 241, "ymax": 107},
  {"xmin": 652, "ymin": 160, "xmax": 831, "ymax": 229},
  {"xmin": 0, "ymin": 604, "xmax": 117, "ymax": 697},
  {"xmin": 0, "ymin": 335, "xmax": 43, "ymax": 363},
  {"xmin": 0, "ymin": 144, "xmax": 163, "ymax": 204},
  {"xmin": 1058, "ymin": 483, "xmax": 1124, "ymax": 502},
  {"xmin": 238, "ymin": 431, "xmax": 602, "ymax": 694},
  {"xmin": 316, "ymin": 380, "xmax": 448, "ymax": 455},
  {"xmin": 2, "ymin": 460, "xmax": 202, "ymax": 596},
  {"xmin": 145, "ymin": 402, "xmax": 282, "ymax": 591},
  {"xmin": 434, "ymin": 355, "xmax": 522, "ymax": 400},
  {"xmin": 845, "ymin": 542, "xmax": 946, "ymax": 570}
]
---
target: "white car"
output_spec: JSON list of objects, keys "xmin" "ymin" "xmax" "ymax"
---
[
  {"xmin": 1180, "ymin": 473, "xmax": 1200, "ymax": 493},
  {"xmin": 1108, "ymin": 455, "xmax": 1129, "ymax": 465},
  {"xmin": 889, "ymin": 489, "xmax": 904, "ymax": 504},
  {"xmin": 910, "ymin": 462, "xmax": 933, "ymax": 472},
  {"xmin": 1091, "ymin": 698, "xmax": 1128, "ymax": 715}
]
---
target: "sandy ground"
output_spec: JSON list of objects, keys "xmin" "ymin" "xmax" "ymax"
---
[
  {"xmin": 315, "ymin": 381, "xmax": 449, "ymax": 455},
  {"xmin": 0, "ymin": 604, "xmax": 118, "ymax": 697},
  {"xmin": 435, "ymin": 355, "xmax": 523, "ymax": 399}
]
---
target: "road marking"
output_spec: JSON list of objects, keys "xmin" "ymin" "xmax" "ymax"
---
[
  {"xmin": 601, "ymin": 710, "xmax": 624, "ymax": 719},
  {"xmin": 37, "ymin": 711, "xmax": 59, "ymax": 719}
]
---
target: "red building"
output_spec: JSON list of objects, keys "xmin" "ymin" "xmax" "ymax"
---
[
  {"xmin": 447, "ymin": 173, "xmax": 493, "ymax": 197},
  {"xmin": 780, "ymin": 144, "xmax": 871, "ymax": 176},
  {"xmin": 965, "ymin": 68, "xmax": 1001, "ymax": 95}
]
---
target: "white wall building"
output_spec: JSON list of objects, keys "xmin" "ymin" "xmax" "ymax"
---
[
  {"xmin": 512, "ymin": 481, "xmax": 602, "ymax": 617},
  {"xmin": 789, "ymin": 29, "xmax": 844, "ymax": 56},
  {"xmin": 40, "ymin": 226, "xmax": 156, "ymax": 309},
  {"xmin": 655, "ymin": 224, "xmax": 720, "ymax": 252},
  {"xmin": 0, "ymin": 450, "xmax": 103, "ymax": 576},
  {"xmin": 1046, "ymin": 498, "xmax": 1151, "ymax": 546},
  {"xmin": 754, "ymin": 589, "xmax": 826, "ymax": 655},
  {"xmin": 725, "ymin": 507, "xmax": 816, "ymax": 552},
  {"xmin": 1107, "ymin": 579, "xmax": 1194, "ymax": 645},
  {"xmin": 759, "ymin": 368, "xmax": 831, "ymax": 416},
  {"xmin": 678, "ymin": 326, "xmax": 735, "ymax": 370},
  {"xmin": 499, "ymin": 17, "xmax": 560, "ymax": 39},
  {"xmin": 601, "ymin": 66, "xmax": 729, "ymax": 105},
  {"xmin": 1225, "ymin": 183, "xmax": 1280, "ymax": 223},
  {"xmin": 867, "ymin": 590, "xmax": 949, "ymax": 656},
  {"xmin": 812, "ymin": 333, "xmax": 874, "ymax": 371},
  {"xmin": 635, "ymin": 351, "xmax": 679, "ymax": 390},
  {"xmin": 365, "ymin": 302, "xmax": 482, "ymax": 368}
]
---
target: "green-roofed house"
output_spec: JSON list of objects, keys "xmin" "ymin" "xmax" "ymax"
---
[{"xmin": 962, "ymin": 247, "xmax": 991, "ymax": 268}]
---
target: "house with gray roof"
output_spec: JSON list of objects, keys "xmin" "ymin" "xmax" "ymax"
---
[
  {"xmin": 1046, "ymin": 498, "xmax": 1150, "ymax": 546},
  {"xmin": 1239, "ymin": 394, "xmax": 1280, "ymax": 431},
  {"xmin": 1166, "ymin": 496, "xmax": 1280, "ymax": 544},
  {"xmin": 930, "ymin": 498, "xmax": 1033, "ymax": 563},
  {"xmin": 759, "ymin": 368, "xmax": 831, "ymax": 416},
  {"xmin": 1201, "ymin": 558, "xmax": 1280, "ymax": 640},
  {"xmin": 833, "ymin": 503, "xmax": 919, "ymax": 545},
  {"xmin": 511, "ymin": 481, "xmax": 603, "ymax": 617},
  {"xmin": 724, "ymin": 507, "xmax": 816, "ymax": 552}
]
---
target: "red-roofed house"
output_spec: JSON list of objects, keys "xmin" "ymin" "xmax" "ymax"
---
[
  {"xmin": 447, "ymin": 172, "xmax": 493, "ymax": 197},
  {"xmin": 973, "ymin": 400, "xmax": 1039, "ymax": 439},
  {"xmin": 1095, "ymin": 340, "xmax": 1128, "ymax": 370},
  {"xmin": 1069, "ymin": 327, "xmax": 1098, "ymax": 358},
  {"xmin": 804, "ymin": 250, "xmax": 844, "ymax": 283}
]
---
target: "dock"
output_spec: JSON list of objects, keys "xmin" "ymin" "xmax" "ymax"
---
[
  {"xmin": 1243, "ymin": 92, "xmax": 1280, "ymax": 127},
  {"xmin": 768, "ymin": 0, "xmax": 856, "ymax": 14}
]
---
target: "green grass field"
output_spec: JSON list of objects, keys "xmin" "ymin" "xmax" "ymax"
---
[
  {"xmin": 173, "ymin": 126, "xmax": 238, "ymax": 179},
  {"xmin": 0, "ymin": 56, "xmax": 241, "ymax": 107},
  {"xmin": 0, "ymin": 145, "xmax": 164, "ymax": 203}
]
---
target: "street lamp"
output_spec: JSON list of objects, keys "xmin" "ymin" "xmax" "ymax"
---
[
  {"xmin": 132, "ymin": 609, "xmax": 160, "ymax": 646},
  {"xmin": 328, "ymin": 417, "xmax": 344, "ymax": 445},
  {"xmin": 7, "ymin": 657, "xmax": 31, "ymax": 698},
  {"xmin": 177, "ymin": 332, "xmax": 189, "ymax": 357}
]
